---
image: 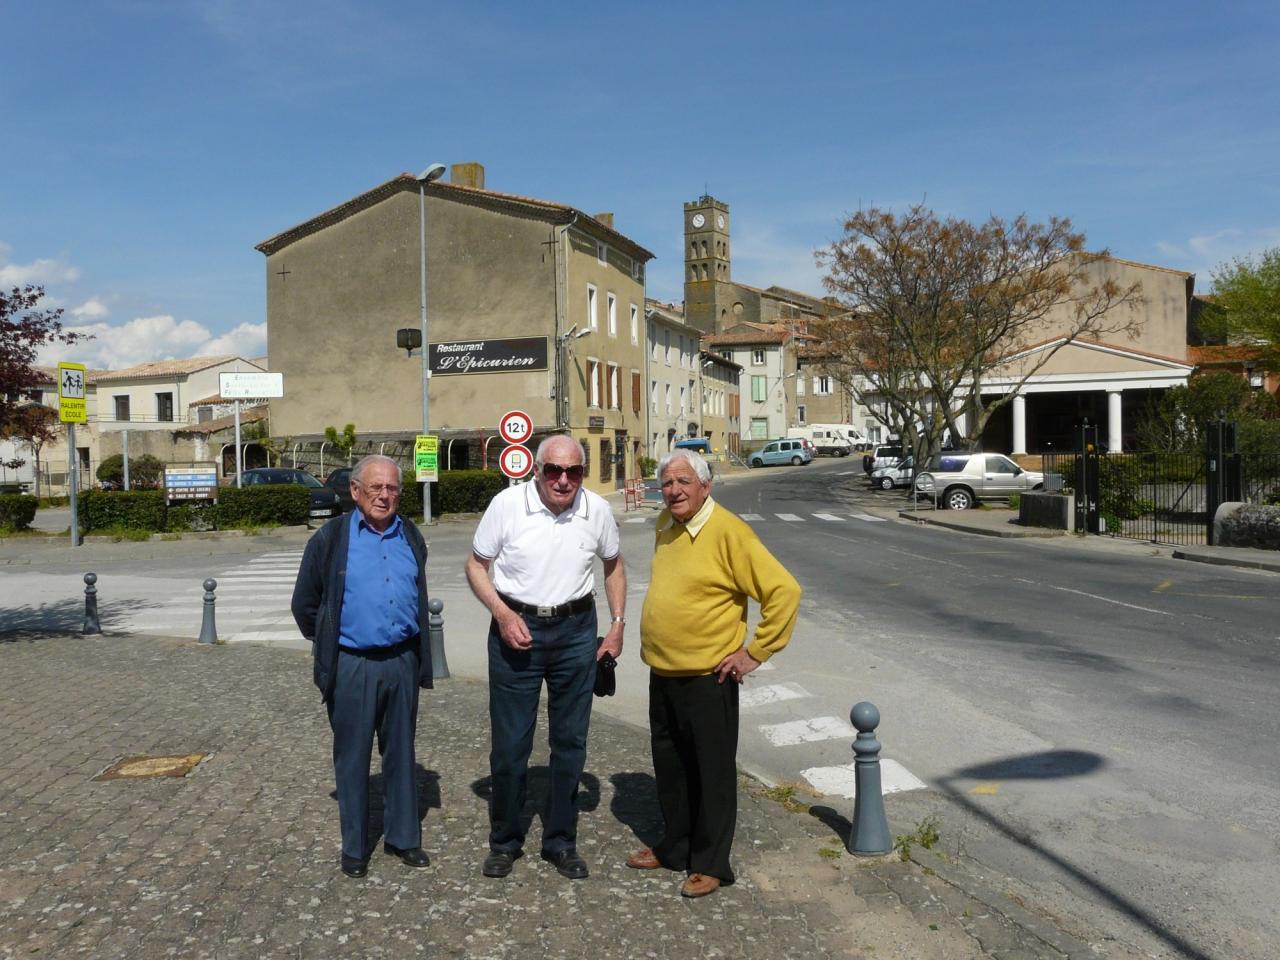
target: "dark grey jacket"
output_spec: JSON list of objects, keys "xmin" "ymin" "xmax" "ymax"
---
[{"xmin": 291, "ymin": 513, "xmax": 433, "ymax": 702}]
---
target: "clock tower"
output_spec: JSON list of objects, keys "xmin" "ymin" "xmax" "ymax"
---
[{"xmin": 683, "ymin": 195, "xmax": 731, "ymax": 334}]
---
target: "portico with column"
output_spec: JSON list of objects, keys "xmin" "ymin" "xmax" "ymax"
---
[{"xmin": 978, "ymin": 339, "xmax": 1194, "ymax": 455}]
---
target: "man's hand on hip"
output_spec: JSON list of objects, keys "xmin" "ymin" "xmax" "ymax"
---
[{"xmin": 715, "ymin": 649, "xmax": 760, "ymax": 684}]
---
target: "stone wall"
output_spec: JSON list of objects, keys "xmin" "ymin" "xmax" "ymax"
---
[{"xmin": 1214, "ymin": 502, "xmax": 1280, "ymax": 550}]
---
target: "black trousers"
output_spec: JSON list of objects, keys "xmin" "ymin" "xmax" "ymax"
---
[{"xmin": 648, "ymin": 672, "xmax": 738, "ymax": 883}]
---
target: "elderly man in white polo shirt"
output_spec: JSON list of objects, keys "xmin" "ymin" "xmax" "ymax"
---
[{"xmin": 464, "ymin": 434, "xmax": 626, "ymax": 881}]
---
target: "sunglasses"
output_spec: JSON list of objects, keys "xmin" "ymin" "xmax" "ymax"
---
[{"xmin": 541, "ymin": 462, "xmax": 584, "ymax": 482}]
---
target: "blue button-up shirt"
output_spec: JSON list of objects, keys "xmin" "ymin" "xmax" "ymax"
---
[{"xmin": 338, "ymin": 509, "xmax": 419, "ymax": 650}]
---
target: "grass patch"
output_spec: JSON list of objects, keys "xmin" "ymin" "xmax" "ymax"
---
[
  {"xmin": 90, "ymin": 525, "xmax": 154, "ymax": 542},
  {"xmin": 894, "ymin": 814, "xmax": 940, "ymax": 862},
  {"xmin": 757, "ymin": 781, "xmax": 812, "ymax": 814}
]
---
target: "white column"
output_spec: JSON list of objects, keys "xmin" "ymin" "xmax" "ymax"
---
[
  {"xmin": 952, "ymin": 410, "xmax": 967, "ymax": 446},
  {"xmin": 1108, "ymin": 390, "xmax": 1122, "ymax": 453},
  {"xmin": 1011, "ymin": 394, "xmax": 1027, "ymax": 455}
]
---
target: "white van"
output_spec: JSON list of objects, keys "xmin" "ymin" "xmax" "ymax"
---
[{"xmin": 786, "ymin": 425, "xmax": 859, "ymax": 457}]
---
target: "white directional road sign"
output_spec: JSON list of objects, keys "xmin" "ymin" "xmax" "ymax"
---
[
  {"xmin": 498, "ymin": 410, "xmax": 532, "ymax": 445},
  {"xmin": 219, "ymin": 371, "xmax": 284, "ymax": 399}
]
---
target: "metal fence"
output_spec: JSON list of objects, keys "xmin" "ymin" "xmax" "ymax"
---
[{"xmin": 1042, "ymin": 449, "xmax": 1280, "ymax": 546}]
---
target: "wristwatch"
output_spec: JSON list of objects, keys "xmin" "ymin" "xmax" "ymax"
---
[{"xmin": 610, "ymin": 616, "xmax": 626, "ymax": 624}]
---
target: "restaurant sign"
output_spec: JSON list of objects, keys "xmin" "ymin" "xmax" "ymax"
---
[{"xmin": 428, "ymin": 337, "xmax": 548, "ymax": 376}]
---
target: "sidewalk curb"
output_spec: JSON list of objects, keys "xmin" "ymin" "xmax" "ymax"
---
[{"xmin": 896, "ymin": 510, "xmax": 1065, "ymax": 538}]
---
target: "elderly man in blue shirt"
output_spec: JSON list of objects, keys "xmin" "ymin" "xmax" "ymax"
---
[{"xmin": 292, "ymin": 454, "xmax": 434, "ymax": 879}]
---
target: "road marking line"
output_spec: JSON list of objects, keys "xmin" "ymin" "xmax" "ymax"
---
[
  {"xmin": 754, "ymin": 660, "xmax": 775, "ymax": 671},
  {"xmin": 850, "ymin": 512, "xmax": 887, "ymax": 522},
  {"xmin": 739, "ymin": 682, "xmax": 809, "ymax": 709},
  {"xmin": 970, "ymin": 783, "xmax": 1000, "ymax": 795},
  {"xmin": 801, "ymin": 759, "xmax": 926, "ymax": 798},
  {"xmin": 776, "ymin": 513, "xmax": 804, "ymax": 522},
  {"xmin": 623, "ymin": 517, "xmax": 649, "ymax": 523},
  {"xmin": 813, "ymin": 513, "xmax": 847, "ymax": 522},
  {"xmin": 759, "ymin": 716, "xmax": 855, "ymax": 746},
  {"xmin": 1013, "ymin": 578, "xmax": 1171, "ymax": 616},
  {"xmin": 213, "ymin": 575, "xmax": 299, "ymax": 582},
  {"xmin": 741, "ymin": 513, "xmax": 765, "ymax": 521},
  {"xmin": 1153, "ymin": 580, "xmax": 1172, "ymax": 593}
]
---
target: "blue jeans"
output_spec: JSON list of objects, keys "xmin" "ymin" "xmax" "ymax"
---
[{"xmin": 487, "ymin": 607, "xmax": 597, "ymax": 854}]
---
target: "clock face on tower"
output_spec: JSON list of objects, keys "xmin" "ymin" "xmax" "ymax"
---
[
  {"xmin": 691, "ymin": 213, "xmax": 706, "ymax": 228},
  {"xmin": 716, "ymin": 214, "xmax": 725, "ymax": 228}
]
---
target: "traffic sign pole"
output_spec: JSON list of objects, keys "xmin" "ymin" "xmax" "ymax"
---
[{"xmin": 68, "ymin": 422, "xmax": 79, "ymax": 547}]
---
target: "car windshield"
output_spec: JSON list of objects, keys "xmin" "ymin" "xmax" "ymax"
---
[{"xmin": 295, "ymin": 472, "xmax": 323, "ymax": 488}]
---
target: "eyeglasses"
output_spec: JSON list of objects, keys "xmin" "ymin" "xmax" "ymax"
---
[
  {"xmin": 357, "ymin": 483, "xmax": 401, "ymax": 496},
  {"xmin": 541, "ymin": 462, "xmax": 584, "ymax": 482}
]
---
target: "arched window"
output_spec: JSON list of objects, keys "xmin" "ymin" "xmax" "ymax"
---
[{"xmin": 701, "ymin": 240, "xmax": 709, "ymax": 257}]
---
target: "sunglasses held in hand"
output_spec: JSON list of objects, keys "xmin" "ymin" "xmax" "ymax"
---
[{"xmin": 541, "ymin": 462, "xmax": 584, "ymax": 482}]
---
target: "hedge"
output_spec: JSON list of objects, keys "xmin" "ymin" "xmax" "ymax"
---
[
  {"xmin": 0, "ymin": 494, "xmax": 38, "ymax": 531},
  {"xmin": 213, "ymin": 485, "xmax": 310, "ymax": 527},
  {"xmin": 78, "ymin": 490, "xmax": 168, "ymax": 532},
  {"xmin": 398, "ymin": 469, "xmax": 509, "ymax": 519}
]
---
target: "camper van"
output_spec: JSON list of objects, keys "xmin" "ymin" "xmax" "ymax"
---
[{"xmin": 786, "ymin": 425, "xmax": 866, "ymax": 457}]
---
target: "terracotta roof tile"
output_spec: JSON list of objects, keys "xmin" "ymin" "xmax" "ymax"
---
[{"xmin": 96, "ymin": 355, "xmax": 257, "ymax": 383}]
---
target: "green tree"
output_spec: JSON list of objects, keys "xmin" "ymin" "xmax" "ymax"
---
[
  {"xmin": 96, "ymin": 453, "xmax": 166, "ymax": 489},
  {"xmin": 1202, "ymin": 247, "xmax": 1280, "ymax": 368},
  {"xmin": 324, "ymin": 423, "xmax": 358, "ymax": 464},
  {"xmin": 1134, "ymin": 371, "xmax": 1279, "ymax": 453}
]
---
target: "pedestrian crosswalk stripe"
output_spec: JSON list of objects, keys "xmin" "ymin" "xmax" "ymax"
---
[
  {"xmin": 813, "ymin": 513, "xmax": 846, "ymax": 522},
  {"xmin": 800, "ymin": 759, "xmax": 927, "ymax": 798},
  {"xmin": 214, "ymin": 575, "xmax": 298, "ymax": 582},
  {"xmin": 776, "ymin": 513, "xmax": 804, "ymax": 522},
  {"xmin": 739, "ymin": 682, "xmax": 809, "ymax": 710},
  {"xmin": 759, "ymin": 716, "xmax": 855, "ymax": 746},
  {"xmin": 754, "ymin": 660, "xmax": 775, "ymax": 671},
  {"xmin": 740, "ymin": 513, "xmax": 765, "ymax": 521},
  {"xmin": 623, "ymin": 517, "xmax": 649, "ymax": 523},
  {"xmin": 850, "ymin": 512, "xmax": 887, "ymax": 522}
]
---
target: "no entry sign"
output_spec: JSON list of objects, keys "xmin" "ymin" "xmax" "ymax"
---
[
  {"xmin": 499, "ymin": 444, "xmax": 533, "ymax": 479},
  {"xmin": 498, "ymin": 410, "xmax": 533, "ymax": 445}
]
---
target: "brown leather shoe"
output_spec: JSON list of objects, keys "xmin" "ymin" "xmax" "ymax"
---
[
  {"xmin": 681, "ymin": 873, "xmax": 721, "ymax": 898},
  {"xmin": 626, "ymin": 847, "xmax": 662, "ymax": 870}
]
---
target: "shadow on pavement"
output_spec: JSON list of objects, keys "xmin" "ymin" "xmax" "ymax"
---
[
  {"xmin": 0, "ymin": 597, "xmax": 166, "ymax": 641},
  {"xmin": 469, "ymin": 768, "xmax": 603, "ymax": 842},
  {"xmin": 607, "ymin": 771, "xmax": 665, "ymax": 847},
  {"xmin": 937, "ymin": 749, "xmax": 1213, "ymax": 960}
]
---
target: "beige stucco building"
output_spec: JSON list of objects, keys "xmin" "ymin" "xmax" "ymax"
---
[
  {"xmin": 975, "ymin": 257, "xmax": 1196, "ymax": 454},
  {"xmin": 256, "ymin": 164, "xmax": 654, "ymax": 496}
]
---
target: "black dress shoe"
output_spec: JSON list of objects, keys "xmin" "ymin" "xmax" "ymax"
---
[
  {"xmin": 482, "ymin": 848, "xmax": 522, "ymax": 878},
  {"xmin": 541, "ymin": 848, "xmax": 589, "ymax": 880},
  {"xmin": 340, "ymin": 854, "xmax": 367, "ymax": 878},
  {"xmin": 384, "ymin": 843, "xmax": 430, "ymax": 868}
]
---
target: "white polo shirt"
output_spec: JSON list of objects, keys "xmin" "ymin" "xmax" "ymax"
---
[{"xmin": 472, "ymin": 481, "xmax": 620, "ymax": 606}]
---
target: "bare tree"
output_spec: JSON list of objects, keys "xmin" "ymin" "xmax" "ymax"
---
[{"xmin": 815, "ymin": 205, "xmax": 1144, "ymax": 461}]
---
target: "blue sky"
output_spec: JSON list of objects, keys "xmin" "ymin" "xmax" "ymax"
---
[{"xmin": 5, "ymin": 0, "xmax": 1278, "ymax": 370}]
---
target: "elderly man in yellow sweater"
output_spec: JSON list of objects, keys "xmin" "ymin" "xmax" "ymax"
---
[{"xmin": 628, "ymin": 448, "xmax": 801, "ymax": 898}]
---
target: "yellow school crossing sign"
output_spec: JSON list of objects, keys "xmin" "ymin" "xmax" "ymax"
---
[{"xmin": 57, "ymin": 362, "xmax": 87, "ymax": 423}]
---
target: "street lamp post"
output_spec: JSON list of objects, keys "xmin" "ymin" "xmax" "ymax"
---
[{"xmin": 417, "ymin": 162, "xmax": 447, "ymax": 524}]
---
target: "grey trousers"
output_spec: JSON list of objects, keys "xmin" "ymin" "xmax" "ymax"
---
[{"xmin": 326, "ymin": 644, "xmax": 421, "ymax": 860}]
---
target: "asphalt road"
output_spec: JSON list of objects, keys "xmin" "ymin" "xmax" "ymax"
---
[
  {"xmin": 708, "ymin": 457, "xmax": 1280, "ymax": 960},
  {"xmin": 5, "ymin": 462, "xmax": 1277, "ymax": 960}
]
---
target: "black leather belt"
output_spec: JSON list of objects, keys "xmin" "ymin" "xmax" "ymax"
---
[
  {"xmin": 338, "ymin": 636, "xmax": 418, "ymax": 658},
  {"xmin": 498, "ymin": 592, "xmax": 593, "ymax": 619}
]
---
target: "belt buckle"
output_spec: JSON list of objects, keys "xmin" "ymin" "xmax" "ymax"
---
[{"xmin": 536, "ymin": 604, "xmax": 555, "ymax": 618}]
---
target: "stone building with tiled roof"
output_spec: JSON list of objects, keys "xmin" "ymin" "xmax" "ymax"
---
[{"xmin": 256, "ymin": 162, "xmax": 655, "ymax": 496}]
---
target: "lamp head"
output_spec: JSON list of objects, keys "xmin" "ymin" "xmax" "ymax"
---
[
  {"xmin": 417, "ymin": 163, "xmax": 447, "ymax": 183},
  {"xmin": 575, "ymin": 327, "xmax": 593, "ymax": 339}
]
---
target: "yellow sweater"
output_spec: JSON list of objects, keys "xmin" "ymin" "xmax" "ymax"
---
[{"xmin": 640, "ymin": 501, "xmax": 802, "ymax": 676}]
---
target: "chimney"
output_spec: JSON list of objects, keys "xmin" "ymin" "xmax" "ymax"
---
[
  {"xmin": 595, "ymin": 212, "xmax": 614, "ymax": 230},
  {"xmin": 450, "ymin": 162, "xmax": 485, "ymax": 190}
]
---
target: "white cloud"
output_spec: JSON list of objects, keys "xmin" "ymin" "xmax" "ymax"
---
[
  {"xmin": 0, "ymin": 255, "xmax": 80, "ymax": 287},
  {"xmin": 36, "ymin": 315, "xmax": 266, "ymax": 371},
  {"xmin": 1156, "ymin": 226, "xmax": 1280, "ymax": 290},
  {"xmin": 71, "ymin": 297, "xmax": 110, "ymax": 320}
]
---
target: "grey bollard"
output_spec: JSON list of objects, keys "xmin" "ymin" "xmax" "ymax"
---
[
  {"xmin": 83, "ymin": 572, "xmax": 101, "ymax": 635},
  {"xmin": 427, "ymin": 597, "xmax": 450, "ymax": 679},
  {"xmin": 848, "ymin": 701, "xmax": 893, "ymax": 856},
  {"xmin": 197, "ymin": 578, "xmax": 219, "ymax": 645}
]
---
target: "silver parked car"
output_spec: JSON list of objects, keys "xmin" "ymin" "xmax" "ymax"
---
[
  {"xmin": 913, "ymin": 453, "xmax": 1044, "ymax": 510},
  {"xmin": 870, "ymin": 456, "xmax": 914, "ymax": 490}
]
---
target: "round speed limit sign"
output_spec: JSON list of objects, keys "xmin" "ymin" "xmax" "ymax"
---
[
  {"xmin": 499, "ymin": 444, "xmax": 533, "ymax": 479},
  {"xmin": 498, "ymin": 410, "xmax": 533, "ymax": 445}
]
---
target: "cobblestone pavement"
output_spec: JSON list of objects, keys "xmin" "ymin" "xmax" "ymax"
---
[{"xmin": 0, "ymin": 632, "xmax": 1106, "ymax": 960}]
